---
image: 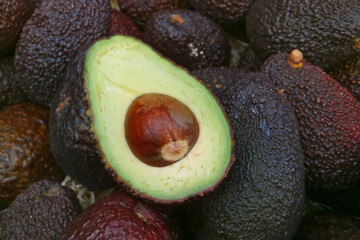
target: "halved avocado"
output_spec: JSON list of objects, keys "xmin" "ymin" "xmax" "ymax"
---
[{"xmin": 84, "ymin": 35, "xmax": 234, "ymax": 203}]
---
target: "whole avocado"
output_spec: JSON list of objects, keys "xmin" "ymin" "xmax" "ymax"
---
[
  {"xmin": 185, "ymin": 72, "xmax": 305, "ymax": 240},
  {"xmin": 0, "ymin": 180, "xmax": 82, "ymax": 240},
  {"xmin": 0, "ymin": 0, "xmax": 37, "ymax": 56},
  {"xmin": 247, "ymin": 0, "xmax": 360, "ymax": 70},
  {"xmin": 14, "ymin": 0, "xmax": 111, "ymax": 107}
]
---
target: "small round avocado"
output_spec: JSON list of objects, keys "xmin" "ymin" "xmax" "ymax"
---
[
  {"xmin": 83, "ymin": 35, "xmax": 234, "ymax": 203},
  {"xmin": 0, "ymin": 102, "xmax": 64, "ymax": 205}
]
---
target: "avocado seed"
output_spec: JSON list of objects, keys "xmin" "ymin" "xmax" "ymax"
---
[{"xmin": 125, "ymin": 93, "xmax": 199, "ymax": 167}]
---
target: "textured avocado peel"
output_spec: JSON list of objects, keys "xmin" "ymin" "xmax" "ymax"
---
[{"xmin": 83, "ymin": 35, "xmax": 234, "ymax": 203}]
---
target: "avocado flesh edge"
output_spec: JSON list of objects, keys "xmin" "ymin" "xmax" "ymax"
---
[{"xmin": 85, "ymin": 35, "xmax": 232, "ymax": 201}]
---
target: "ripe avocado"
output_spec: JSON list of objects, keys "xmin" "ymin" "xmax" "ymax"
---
[
  {"xmin": 51, "ymin": 35, "xmax": 234, "ymax": 203},
  {"xmin": 185, "ymin": 72, "xmax": 305, "ymax": 240},
  {"xmin": 14, "ymin": 0, "xmax": 111, "ymax": 107},
  {"xmin": 110, "ymin": 9, "xmax": 143, "ymax": 39},
  {"xmin": 237, "ymin": 46, "xmax": 263, "ymax": 72},
  {"xmin": 59, "ymin": 190, "xmax": 172, "ymax": 240},
  {"xmin": 0, "ymin": 54, "xmax": 27, "ymax": 110},
  {"xmin": 0, "ymin": 102, "xmax": 64, "ymax": 205},
  {"xmin": 144, "ymin": 9, "xmax": 231, "ymax": 70},
  {"xmin": 328, "ymin": 56, "xmax": 360, "ymax": 101},
  {"xmin": 118, "ymin": 0, "xmax": 188, "ymax": 27},
  {"xmin": 0, "ymin": 180, "xmax": 82, "ymax": 240},
  {"xmin": 247, "ymin": 0, "xmax": 360, "ymax": 70},
  {"xmin": 0, "ymin": 0, "xmax": 36, "ymax": 56},
  {"xmin": 293, "ymin": 207, "xmax": 360, "ymax": 240},
  {"xmin": 261, "ymin": 50, "xmax": 360, "ymax": 192},
  {"xmin": 188, "ymin": 0, "xmax": 255, "ymax": 25}
]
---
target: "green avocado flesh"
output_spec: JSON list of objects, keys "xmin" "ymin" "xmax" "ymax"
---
[{"xmin": 85, "ymin": 35, "xmax": 232, "ymax": 201}]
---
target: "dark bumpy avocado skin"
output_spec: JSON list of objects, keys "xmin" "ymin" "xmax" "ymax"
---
[
  {"xmin": 293, "ymin": 208, "xmax": 360, "ymax": 240},
  {"xmin": 185, "ymin": 73, "xmax": 305, "ymax": 240},
  {"xmin": 247, "ymin": 0, "xmax": 360, "ymax": 70},
  {"xmin": 0, "ymin": 0, "xmax": 36, "ymax": 56},
  {"xmin": 110, "ymin": 9, "xmax": 143, "ymax": 39},
  {"xmin": 192, "ymin": 67, "xmax": 245, "ymax": 97},
  {"xmin": 261, "ymin": 53, "xmax": 360, "ymax": 192},
  {"xmin": 0, "ymin": 180, "xmax": 82, "ymax": 240},
  {"xmin": 188, "ymin": 0, "xmax": 254, "ymax": 25},
  {"xmin": 328, "ymin": 56, "xmax": 360, "ymax": 101},
  {"xmin": 49, "ymin": 46, "xmax": 115, "ymax": 191},
  {"xmin": 0, "ymin": 55, "xmax": 27, "ymax": 110},
  {"xmin": 118, "ymin": 0, "xmax": 188, "ymax": 27},
  {"xmin": 238, "ymin": 46, "xmax": 263, "ymax": 73},
  {"xmin": 59, "ymin": 190, "xmax": 172, "ymax": 240},
  {"xmin": 14, "ymin": 0, "xmax": 110, "ymax": 107},
  {"xmin": 144, "ymin": 9, "xmax": 231, "ymax": 70},
  {"xmin": 0, "ymin": 102, "xmax": 64, "ymax": 205}
]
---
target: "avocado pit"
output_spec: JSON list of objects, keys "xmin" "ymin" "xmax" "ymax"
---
[{"xmin": 125, "ymin": 93, "xmax": 199, "ymax": 167}]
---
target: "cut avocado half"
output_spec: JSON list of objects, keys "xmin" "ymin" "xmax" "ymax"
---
[{"xmin": 85, "ymin": 35, "xmax": 234, "ymax": 203}]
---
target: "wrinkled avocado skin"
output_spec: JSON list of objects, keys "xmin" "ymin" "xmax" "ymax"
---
[
  {"xmin": 185, "ymin": 73, "xmax": 305, "ymax": 240},
  {"xmin": 49, "ymin": 46, "xmax": 116, "ymax": 191},
  {"xmin": 14, "ymin": 0, "xmax": 110, "ymax": 107},
  {"xmin": 0, "ymin": 180, "xmax": 82, "ymax": 240},
  {"xmin": 247, "ymin": 0, "xmax": 360, "ymax": 70},
  {"xmin": 261, "ymin": 52, "xmax": 360, "ymax": 192},
  {"xmin": 328, "ymin": 56, "xmax": 360, "ymax": 101},
  {"xmin": 0, "ymin": 55, "xmax": 27, "ymax": 110},
  {"xmin": 0, "ymin": 0, "xmax": 36, "ymax": 57}
]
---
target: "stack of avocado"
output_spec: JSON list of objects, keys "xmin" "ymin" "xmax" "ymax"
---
[{"xmin": 0, "ymin": 0, "xmax": 359, "ymax": 239}]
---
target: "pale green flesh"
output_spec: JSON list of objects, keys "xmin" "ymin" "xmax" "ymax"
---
[{"xmin": 85, "ymin": 35, "xmax": 232, "ymax": 201}]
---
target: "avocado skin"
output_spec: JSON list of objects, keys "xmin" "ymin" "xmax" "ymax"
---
[
  {"xmin": 261, "ymin": 52, "xmax": 360, "ymax": 192},
  {"xmin": 328, "ymin": 56, "xmax": 360, "ymax": 101},
  {"xmin": 293, "ymin": 208, "xmax": 360, "ymax": 240},
  {"xmin": 49, "ymin": 46, "xmax": 116, "ymax": 191},
  {"xmin": 14, "ymin": 0, "xmax": 110, "ymax": 107},
  {"xmin": 118, "ymin": 0, "xmax": 188, "ymax": 27},
  {"xmin": 237, "ymin": 46, "xmax": 263, "ymax": 73},
  {"xmin": 247, "ymin": 0, "xmax": 360, "ymax": 70},
  {"xmin": 192, "ymin": 67, "xmax": 245, "ymax": 97},
  {"xmin": 144, "ymin": 9, "xmax": 231, "ymax": 70},
  {"xmin": 0, "ymin": 55, "xmax": 27, "ymax": 111},
  {"xmin": 110, "ymin": 9, "xmax": 143, "ymax": 39},
  {"xmin": 59, "ymin": 190, "xmax": 172, "ymax": 240},
  {"xmin": 0, "ymin": 180, "xmax": 82, "ymax": 240},
  {"xmin": 0, "ymin": 0, "xmax": 36, "ymax": 57},
  {"xmin": 185, "ymin": 73, "xmax": 305, "ymax": 240},
  {"xmin": 0, "ymin": 102, "xmax": 64, "ymax": 205},
  {"xmin": 188, "ymin": 0, "xmax": 254, "ymax": 25}
]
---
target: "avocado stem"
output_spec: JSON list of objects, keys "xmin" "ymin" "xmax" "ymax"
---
[
  {"xmin": 288, "ymin": 49, "xmax": 304, "ymax": 68},
  {"xmin": 354, "ymin": 38, "xmax": 360, "ymax": 50},
  {"xmin": 172, "ymin": 14, "xmax": 184, "ymax": 24}
]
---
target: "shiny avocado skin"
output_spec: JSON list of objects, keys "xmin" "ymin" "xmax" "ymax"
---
[
  {"xmin": 185, "ymin": 73, "xmax": 305, "ymax": 240},
  {"xmin": 0, "ymin": 55, "xmax": 27, "ymax": 110},
  {"xmin": 49, "ymin": 46, "xmax": 116, "ymax": 191},
  {"xmin": 14, "ymin": 0, "xmax": 110, "ymax": 107},
  {"xmin": 261, "ymin": 52, "xmax": 360, "ymax": 192},
  {"xmin": 247, "ymin": 0, "xmax": 360, "ymax": 70},
  {"xmin": 0, "ymin": 0, "xmax": 36, "ymax": 57}
]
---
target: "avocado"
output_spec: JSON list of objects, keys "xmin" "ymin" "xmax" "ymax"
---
[
  {"xmin": 51, "ymin": 35, "xmax": 234, "ymax": 203},
  {"xmin": 14, "ymin": 0, "xmax": 111, "ymax": 107},
  {"xmin": 118, "ymin": 0, "xmax": 188, "ymax": 27},
  {"xmin": 0, "ymin": 180, "xmax": 82, "ymax": 240},
  {"xmin": 187, "ymin": 0, "xmax": 255, "ymax": 25},
  {"xmin": 50, "ymin": 45, "xmax": 116, "ymax": 191},
  {"xmin": 247, "ymin": 0, "xmax": 360, "ymax": 70},
  {"xmin": 0, "ymin": 102, "xmax": 64, "ymax": 205},
  {"xmin": 261, "ymin": 50, "xmax": 360, "ymax": 192},
  {"xmin": 185, "ymin": 72, "xmax": 305, "ymax": 240},
  {"xmin": 0, "ymin": 0, "xmax": 37, "ymax": 56},
  {"xmin": 144, "ymin": 9, "xmax": 231, "ymax": 71},
  {"xmin": 59, "ymin": 190, "xmax": 172, "ymax": 240},
  {"xmin": 0, "ymin": 54, "xmax": 27, "ymax": 110},
  {"xmin": 237, "ymin": 46, "xmax": 263, "ymax": 73},
  {"xmin": 191, "ymin": 67, "xmax": 246, "ymax": 97},
  {"xmin": 110, "ymin": 9, "xmax": 143, "ymax": 39},
  {"xmin": 328, "ymin": 56, "xmax": 360, "ymax": 101},
  {"xmin": 293, "ymin": 207, "xmax": 360, "ymax": 240}
]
